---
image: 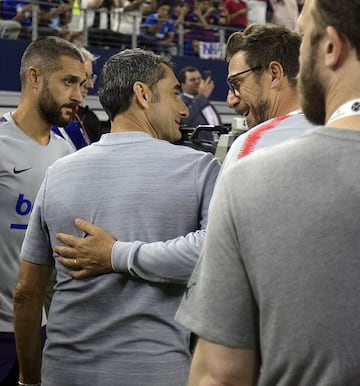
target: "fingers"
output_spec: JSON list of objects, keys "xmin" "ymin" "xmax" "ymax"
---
[
  {"xmin": 58, "ymin": 256, "xmax": 78, "ymax": 267},
  {"xmin": 74, "ymin": 218, "xmax": 98, "ymax": 236},
  {"xmin": 58, "ymin": 255, "xmax": 111, "ymax": 279},
  {"xmin": 54, "ymin": 244, "xmax": 76, "ymax": 257},
  {"xmin": 55, "ymin": 219, "xmax": 97, "ymax": 247}
]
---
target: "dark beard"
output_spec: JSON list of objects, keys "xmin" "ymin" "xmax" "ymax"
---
[
  {"xmin": 38, "ymin": 81, "xmax": 75, "ymax": 127},
  {"xmin": 248, "ymin": 99, "xmax": 271, "ymax": 129},
  {"xmin": 298, "ymin": 40, "xmax": 327, "ymax": 125}
]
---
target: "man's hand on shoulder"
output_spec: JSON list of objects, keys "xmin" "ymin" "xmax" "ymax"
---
[{"xmin": 54, "ymin": 219, "xmax": 116, "ymax": 279}]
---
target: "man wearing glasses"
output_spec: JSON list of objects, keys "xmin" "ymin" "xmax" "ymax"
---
[
  {"xmin": 221, "ymin": 23, "xmax": 313, "ymax": 172},
  {"xmin": 52, "ymin": 46, "xmax": 108, "ymax": 150}
]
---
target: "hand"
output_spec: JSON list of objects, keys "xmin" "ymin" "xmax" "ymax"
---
[
  {"xmin": 199, "ymin": 77, "xmax": 214, "ymax": 99},
  {"xmin": 54, "ymin": 219, "xmax": 116, "ymax": 279}
]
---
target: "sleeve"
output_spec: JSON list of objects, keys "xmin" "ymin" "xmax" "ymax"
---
[
  {"xmin": 20, "ymin": 173, "xmax": 54, "ymax": 266},
  {"xmin": 180, "ymin": 94, "xmax": 210, "ymax": 128},
  {"xmin": 112, "ymin": 230, "xmax": 206, "ymax": 283},
  {"xmin": 111, "ymin": 154, "xmax": 221, "ymax": 284},
  {"xmin": 175, "ymin": 166, "xmax": 259, "ymax": 349}
]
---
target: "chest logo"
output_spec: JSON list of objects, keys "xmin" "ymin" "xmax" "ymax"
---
[{"xmin": 13, "ymin": 167, "xmax": 32, "ymax": 174}]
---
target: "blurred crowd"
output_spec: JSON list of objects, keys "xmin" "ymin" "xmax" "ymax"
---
[{"xmin": 1, "ymin": 0, "xmax": 304, "ymax": 56}]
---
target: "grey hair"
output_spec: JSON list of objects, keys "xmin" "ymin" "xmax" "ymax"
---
[{"xmin": 99, "ymin": 48, "xmax": 173, "ymax": 121}]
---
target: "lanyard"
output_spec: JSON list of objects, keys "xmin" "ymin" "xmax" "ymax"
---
[{"xmin": 327, "ymin": 100, "xmax": 360, "ymax": 124}]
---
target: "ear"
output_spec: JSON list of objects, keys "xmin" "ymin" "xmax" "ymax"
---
[
  {"xmin": 268, "ymin": 61, "xmax": 284, "ymax": 90},
  {"xmin": 324, "ymin": 26, "xmax": 347, "ymax": 69},
  {"xmin": 133, "ymin": 81, "xmax": 150, "ymax": 109},
  {"xmin": 27, "ymin": 66, "xmax": 41, "ymax": 89}
]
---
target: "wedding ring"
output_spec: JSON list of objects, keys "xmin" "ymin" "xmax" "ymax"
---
[{"xmin": 73, "ymin": 258, "xmax": 77, "ymax": 266}]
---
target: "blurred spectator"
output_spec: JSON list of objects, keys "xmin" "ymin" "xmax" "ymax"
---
[
  {"xmin": 112, "ymin": 0, "xmax": 148, "ymax": 48},
  {"xmin": 0, "ymin": 17, "xmax": 21, "ymax": 38},
  {"xmin": 178, "ymin": 65, "xmax": 221, "ymax": 139},
  {"xmin": 78, "ymin": 0, "xmax": 125, "ymax": 48},
  {"xmin": 140, "ymin": 2, "xmax": 176, "ymax": 54},
  {"xmin": 268, "ymin": 0, "xmax": 299, "ymax": 31},
  {"xmin": 1, "ymin": 0, "xmax": 72, "ymax": 39},
  {"xmin": 1, "ymin": 0, "xmax": 36, "ymax": 38},
  {"xmin": 38, "ymin": 0, "xmax": 74, "ymax": 36},
  {"xmin": 176, "ymin": 0, "xmax": 224, "ymax": 56},
  {"xmin": 223, "ymin": 0, "xmax": 247, "ymax": 36}
]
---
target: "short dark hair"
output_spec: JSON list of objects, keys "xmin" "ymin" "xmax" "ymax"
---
[
  {"xmin": 177, "ymin": 66, "xmax": 199, "ymax": 84},
  {"xmin": 99, "ymin": 48, "xmax": 174, "ymax": 121},
  {"xmin": 312, "ymin": 0, "xmax": 360, "ymax": 59},
  {"xmin": 20, "ymin": 37, "xmax": 84, "ymax": 88},
  {"xmin": 226, "ymin": 23, "xmax": 301, "ymax": 88}
]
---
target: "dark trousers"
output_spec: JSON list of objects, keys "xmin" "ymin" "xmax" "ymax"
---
[{"xmin": 0, "ymin": 327, "xmax": 47, "ymax": 386}]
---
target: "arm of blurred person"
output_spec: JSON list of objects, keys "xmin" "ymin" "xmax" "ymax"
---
[
  {"xmin": 161, "ymin": 30, "xmax": 175, "ymax": 45},
  {"xmin": 55, "ymin": 155, "xmax": 220, "ymax": 283},
  {"xmin": 228, "ymin": 7, "xmax": 247, "ymax": 21},
  {"xmin": 39, "ymin": 3, "xmax": 73, "ymax": 23},
  {"xmin": 13, "ymin": 260, "xmax": 52, "ymax": 385},
  {"xmin": 87, "ymin": 0, "xmax": 105, "ymax": 9},
  {"xmin": 11, "ymin": 3, "xmax": 33, "ymax": 22},
  {"xmin": 187, "ymin": 337, "xmax": 259, "ymax": 386},
  {"xmin": 123, "ymin": 0, "xmax": 146, "ymax": 12}
]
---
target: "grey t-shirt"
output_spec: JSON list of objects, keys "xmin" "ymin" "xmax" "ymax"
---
[
  {"xmin": 0, "ymin": 112, "xmax": 73, "ymax": 332},
  {"xmin": 22, "ymin": 131, "xmax": 220, "ymax": 386},
  {"xmin": 176, "ymin": 127, "xmax": 360, "ymax": 385}
]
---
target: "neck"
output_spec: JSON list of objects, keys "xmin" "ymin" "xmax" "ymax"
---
[
  {"xmin": 272, "ymin": 91, "xmax": 300, "ymax": 118},
  {"xmin": 111, "ymin": 114, "xmax": 159, "ymax": 139},
  {"xmin": 12, "ymin": 104, "xmax": 51, "ymax": 146}
]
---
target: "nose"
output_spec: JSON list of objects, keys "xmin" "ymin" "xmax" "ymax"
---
[
  {"xmin": 84, "ymin": 79, "xmax": 95, "ymax": 90},
  {"xmin": 227, "ymin": 89, "xmax": 240, "ymax": 109},
  {"xmin": 72, "ymin": 83, "xmax": 84, "ymax": 104},
  {"xmin": 180, "ymin": 99, "xmax": 189, "ymax": 118}
]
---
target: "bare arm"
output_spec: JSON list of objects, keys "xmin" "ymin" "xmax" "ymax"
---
[
  {"xmin": 13, "ymin": 260, "xmax": 52, "ymax": 384},
  {"xmin": 188, "ymin": 337, "xmax": 259, "ymax": 386}
]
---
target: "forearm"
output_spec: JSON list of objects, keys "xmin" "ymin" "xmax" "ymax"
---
[
  {"xmin": 112, "ymin": 230, "xmax": 206, "ymax": 283},
  {"xmin": 14, "ymin": 287, "xmax": 44, "ymax": 383},
  {"xmin": 87, "ymin": 0, "xmax": 104, "ymax": 9},
  {"xmin": 14, "ymin": 261, "xmax": 51, "ymax": 384},
  {"xmin": 228, "ymin": 9, "xmax": 246, "ymax": 21},
  {"xmin": 187, "ymin": 338, "xmax": 259, "ymax": 386},
  {"xmin": 161, "ymin": 33, "xmax": 174, "ymax": 44}
]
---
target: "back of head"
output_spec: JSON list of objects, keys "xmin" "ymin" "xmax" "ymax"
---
[
  {"xmin": 99, "ymin": 48, "xmax": 173, "ymax": 121},
  {"xmin": 226, "ymin": 23, "xmax": 301, "ymax": 88},
  {"xmin": 312, "ymin": 0, "xmax": 360, "ymax": 59},
  {"xmin": 20, "ymin": 37, "xmax": 84, "ymax": 89}
]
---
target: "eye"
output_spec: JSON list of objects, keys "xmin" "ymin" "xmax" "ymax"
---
[{"xmin": 64, "ymin": 78, "xmax": 73, "ymax": 86}]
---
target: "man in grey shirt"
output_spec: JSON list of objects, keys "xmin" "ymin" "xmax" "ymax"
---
[
  {"xmin": 0, "ymin": 37, "xmax": 84, "ymax": 386},
  {"xmin": 13, "ymin": 48, "xmax": 219, "ymax": 386},
  {"xmin": 175, "ymin": 0, "xmax": 360, "ymax": 384}
]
